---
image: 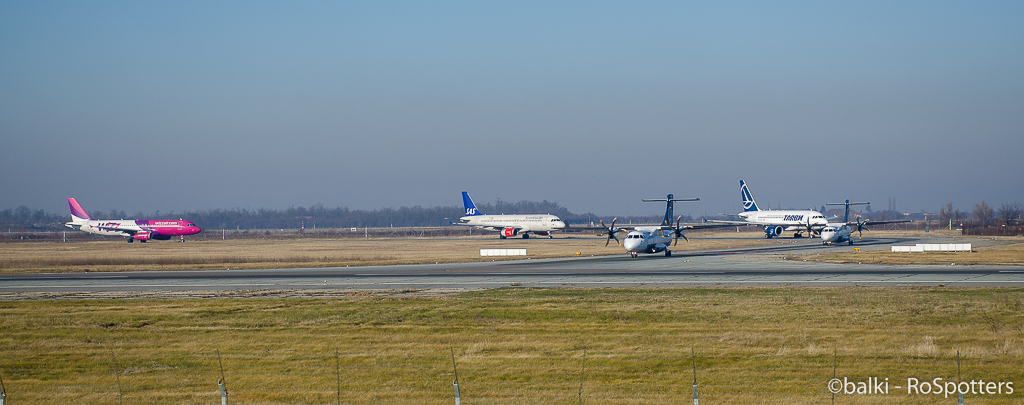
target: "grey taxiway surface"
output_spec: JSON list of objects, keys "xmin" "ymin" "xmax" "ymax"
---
[{"xmin": 2, "ymin": 236, "xmax": 1021, "ymax": 297}]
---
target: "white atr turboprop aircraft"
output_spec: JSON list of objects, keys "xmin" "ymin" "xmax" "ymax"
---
[
  {"xmin": 709, "ymin": 180, "xmax": 830, "ymax": 239},
  {"xmin": 819, "ymin": 200, "xmax": 912, "ymax": 245},
  {"xmin": 596, "ymin": 194, "xmax": 741, "ymax": 258},
  {"xmin": 454, "ymin": 191, "xmax": 566, "ymax": 238}
]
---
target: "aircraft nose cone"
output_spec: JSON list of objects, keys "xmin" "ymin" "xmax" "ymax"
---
[{"xmin": 624, "ymin": 238, "xmax": 641, "ymax": 251}]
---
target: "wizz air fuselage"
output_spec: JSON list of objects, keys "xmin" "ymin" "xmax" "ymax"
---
[
  {"xmin": 456, "ymin": 192, "xmax": 566, "ymax": 238},
  {"xmin": 65, "ymin": 198, "xmax": 201, "ymax": 243}
]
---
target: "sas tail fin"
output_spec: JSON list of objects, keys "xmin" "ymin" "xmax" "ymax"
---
[
  {"xmin": 740, "ymin": 180, "xmax": 760, "ymax": 212},
  {"xmin": 461, "ymin": 192, "xmax": 483, "ymax": 216},
  {"xmin": 68, "ymin": 198, "xmax": 91, "ymax": 223}
]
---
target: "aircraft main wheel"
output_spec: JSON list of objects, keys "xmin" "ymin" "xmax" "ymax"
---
[
  {"xmin": 500, "ymin": 235, "xmax": 506, "ymax": 239},
  {"xmin": 665, "ymin": 250, "xmax": 672, "ymax": 257},
  {"xmin": 848, "ymin": 240, "xmax": 853, "ymax": 245},
  {"xmin": 127, "ymin": 238, "xmax": 133, "ymax": 243},
  {"xmin": 522, "ymin": 234, "xmax": 529, "ymax": 239}
]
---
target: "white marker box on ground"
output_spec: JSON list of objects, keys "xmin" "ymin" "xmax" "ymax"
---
[
  {"xmin": 891, "ymin": 243, "xmax": 971, "ymax": 252},
  {"xmin": 480, "ymin": 249, "xmax": 527, "ymax": 256}
]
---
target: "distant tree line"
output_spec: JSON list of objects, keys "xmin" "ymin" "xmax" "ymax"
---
[
  {"xmin": 10, "ymin": 199, "xmax": 1017, "ymax": 234},
  {"xmin": 0, "ymin": 199, "xmax": 677, "ymax": 232}
]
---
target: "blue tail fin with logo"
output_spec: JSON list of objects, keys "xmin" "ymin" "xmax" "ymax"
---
[
  {"xmin": 740, "ymin": 180, "xmax": 760, "ymax": 212},
  {"xmin": 461, "ymin": 191, "xmax": 483, "ymax": 216}
]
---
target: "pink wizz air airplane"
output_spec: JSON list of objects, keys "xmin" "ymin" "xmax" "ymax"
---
[{"xmin": 64, "ymin": 198, "xmax": 202, "ymax": 243}]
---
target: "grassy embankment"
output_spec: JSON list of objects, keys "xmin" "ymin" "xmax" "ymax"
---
[
  {"xmin": 1, "ymin": 288, "xmax": 1023, "ymax": 404},
  {"xmin": 0, "ymin": 231, "xmax": 786, "ymax": 274}
]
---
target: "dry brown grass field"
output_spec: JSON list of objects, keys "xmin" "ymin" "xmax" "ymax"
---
[
  {"xmin": 0, "ymin": 231, "xmax": 792, "ymax": 274},
  {"xmin": 1, "ymin": 288, "xmax": 1023, "ymax": 404},
  {"xmin": 798, "ymin": 234, "xmax": 1024, "ymax": 266},
  {"xmin": 3, "ymin": 229, "xmax": 1022, "ymax": 273}
]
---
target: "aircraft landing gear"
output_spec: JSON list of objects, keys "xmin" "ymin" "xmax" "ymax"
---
[
  {"xmin": 127, "ymin": 238, "xmax": 133, "ymax": 243},
  {"xmin": 665, "ymin": 250, "xmax": 672, "ymax": 257},
  {"xmin": 630, "ymin": 252, "xmax": 638, "ymax": 258},
  {"xmin": 793, "ymin": 233, "xmax": 803, "ymax": 238},
  {"xmin": 522, "ymin": 233, "xmax": 530, "ymax": 239},
  {"xmin": 499, "ymin": 235, "xmax": 507, "ymax": 239}
]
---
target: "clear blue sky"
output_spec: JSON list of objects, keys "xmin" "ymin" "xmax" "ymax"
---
[{"xmin": 2, "ymin": 1, "xmax": 1022, "ymax": 218}]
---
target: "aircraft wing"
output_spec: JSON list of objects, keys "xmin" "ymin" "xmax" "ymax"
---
[
  {"xmin": 703, "ymin": 219, "xmax": 750, "ymax": 226},
  {"xmin": 855, "ymin": 219, "xmax": 913, "ymax": 227},
  {"xmin": 671, "ymin": 222, "xmax": 751, "ymax": 230}
]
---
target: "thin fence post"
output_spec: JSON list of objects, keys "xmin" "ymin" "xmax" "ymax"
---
[
  {"xmin": 957, "ymin": 350, "xmax": 964, "ymax": 405},
  {"xmin": 217, "ymin": 349, "xmax": 228, "ymax": 405},
  {"xmin": 691, "ymin": 347, "xmax": 699, "ymax": 405},
  {"xmin": 832, "ymin": 347, "xmax": 837, "ymax": 405},
  {"xmin": 110, "ymin": 349, "xmax": 123, "ymax": 405},
  {"xmin": 1, "ymin": 369, "xmax": 7, "ymax": 405},
  {"xmin": 451, "ymin": 347, "xmax": 461, "ymax": 405},
  {"xmin": 335, "ymin": 349, "xmax": 341, "ymax": 405},
  {"xmin": 577, "ymin": 348, "xmax": 587, "ymax": 405}
]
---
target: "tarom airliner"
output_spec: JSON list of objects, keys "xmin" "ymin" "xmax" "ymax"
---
[{"xmin": 708, "ymin": 180, "xmax": 830, "ymax": 238}]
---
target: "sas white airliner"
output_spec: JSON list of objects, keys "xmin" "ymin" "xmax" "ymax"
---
[
  {"xmin": 454, "ymin": 192, "xmax": 566, "ymax": 239},
  {"xmin": 709, "ymin": 180, "xmax": 829, "ymax": 238}
]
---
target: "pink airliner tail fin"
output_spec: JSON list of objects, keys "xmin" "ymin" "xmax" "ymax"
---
[{"xmin": 68, "ymin": 198, "xmax": 91, "ymax": 222}]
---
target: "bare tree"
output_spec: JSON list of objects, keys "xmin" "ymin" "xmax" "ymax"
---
[
  {"xmin": 973, "ymin": 200, "xmax": 994, "ymax": 227},
  {"xmin": 998, "ymin": 202, "xmax": 1023, "ymax": 226},
  {"xmin": 938, "ymin": 202, "xmax": 954, "ymax": 223}
]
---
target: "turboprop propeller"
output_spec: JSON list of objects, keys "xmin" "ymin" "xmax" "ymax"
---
[
  {"xmin": 855, "ymin": 216, "xmax": 869, "ymax": 238},
  {"xmin": 669, "ymin": 215, "xmax": 689, "ymax": 246},
  {"xmin": 599, "ymin": 218, "xmax": 623, "ymax": 246}
]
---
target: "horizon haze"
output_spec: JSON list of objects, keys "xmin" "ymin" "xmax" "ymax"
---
[{"xmin": 2, "ymin": 2, "xmax": 1022, "ymax": 218}]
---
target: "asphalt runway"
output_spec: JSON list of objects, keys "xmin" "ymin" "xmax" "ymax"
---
[{"xmin": 2, "ymin": 235, "xmax": 1021, "ymax": 297}]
